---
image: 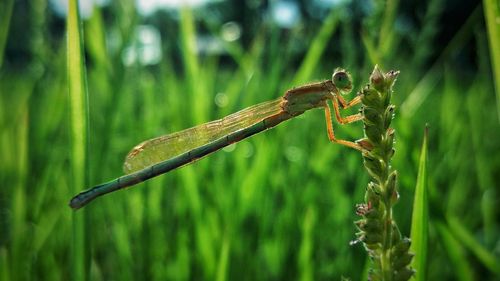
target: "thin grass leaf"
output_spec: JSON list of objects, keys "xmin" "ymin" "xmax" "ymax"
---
[
  {"xmin": 84, "ymin": 7, "xmax": 109, "ymax": 71},
  {"xmin": 411, "ymin": 0, "xmax": 446, "ymax": 69},
  {"xmin": 0, "ymin": 88, "xmax": 27, "ymax": 279},
  {"xmin": 1, "ymin": 69, "xmax": 38, "ymax": 280},
  {"xmin": 180, "ymin": 6, "xmax": 199, "ymax": 86},
  {"xmin": 401, "ymin": 5, "xmax": 481, "ymax": 116},
  {"xmin": 378, "ymin": 0, "xmax": 399, "ymax": 58},
  {"xmin": 447, "ymin": 216, "xmax": 500, "ymax": 276},
  {"xmin": 483, "ymin": 0, "xmax": 500, "ymax": 120},
  {"xmin": 220, "ymin": 30, "xmax": 266, "ymax": 117},
  {"xmin": 361, "ymin": 30, "xmax": 379, "ymax": 66},
  {"xmin": 0, "ymin": 0, "xmax": 13, "ymax": 68},
  {"xmin": 201, "ymin": 19, "xmax": 249, "ymax": 76},
  {"xmin": 298, "ymin": 206, "xmax": 316, "ymax": 281},
  {"xmin": 215, "ymin": 233, "xmax": 230, "ymax": 281},
  {"xmin": 179, "ymin": 6, "xmax": 207, "ymax": 124},
  {"xmin": 0, "ymin": 247, "xmax": 8, "ymax": 281},
  {"xmin": 67, "ymin": 0, "xmax": 88, "ymax": 279},
  {"xmin": 10, "ymin": 108, "xmax": 29, "ymax": 281},
  {"xmin": 292, "ymin": 8, "xmax": 339, "ymax": 85},
  {"xmin": 410, "ymin": 126, "xmax": 429, "ymax": 281},
  {"xmin": 435, "ymin": 222, "xmax": 474, "ymax": 281}
]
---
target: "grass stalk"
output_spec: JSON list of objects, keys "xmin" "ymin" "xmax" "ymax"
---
[
  {"xmin": 179, "ymin": 6, "xmax": 207, "ymax": 125},
  {"xmin": 401, "ymin": 5, "xmax": 482, "ymax": 117},
  {"xmin": 354, "ymin": 66, "xmax": 414, "ymax": 281},
  {"xmin": 378, "ymin": 0, "xmax": 399, "ymax": 58},
  {"xmin": 0, "ymin": 247, "xmax": 8, "ymax": 281},
  {"xmin": 447, "ymin": 216, "xmax": 500, "ymax": 275},
  {"xmin": 0, "ymin": 0, "xmax": 14, "ymax": 68},
  {"xmin": 292, "ymin": 8, "xmax": 339, "ymax": 85},
  {"xmin": 67, "ymin": 0, "xmax": 89, "ymax": 280},
  {"xmin": 435, "ymin": 222, "xmax": 474, "ymax": 281},
  {"xmin": 409, "ymin": 127, "xmax": 429, "ymax": 281},
  {"xmin": 298, "ymin": 206, "xmax": 316, "ymax": 281},
  {"xmin": 215, "ymin": 233, "xmax": 230, "ymax": 281},
  {"xmin": 482, "ymin": 0, "xmax": 500, "ymax": 120}
]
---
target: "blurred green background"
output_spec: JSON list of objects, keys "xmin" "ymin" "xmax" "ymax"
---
[{"xmin": 1, "ymin": 0, "xmax": 499, "ymax": 280}]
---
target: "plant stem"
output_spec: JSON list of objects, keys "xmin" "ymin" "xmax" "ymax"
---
[
  {"xmin": 67, "ymin": 0, "xmax": 89, "ymax": 280},
  {"xmin": 354, "ymin": 65, "xmax": 414, "ymax": 281}
]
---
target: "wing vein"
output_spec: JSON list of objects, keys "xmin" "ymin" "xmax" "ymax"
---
[{"xmin": 123, "ymin": 98, "xmax": 284, "ymax": 173}]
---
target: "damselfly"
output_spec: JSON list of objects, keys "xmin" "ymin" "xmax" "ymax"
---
[{"xmin": 69, "ymin": 68, "xmax": 364, "ymax": 209}]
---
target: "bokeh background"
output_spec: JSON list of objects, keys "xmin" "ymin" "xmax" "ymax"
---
[{"xmin": 1, "ymin": 0, "xmax": 499, "ymax": 280}]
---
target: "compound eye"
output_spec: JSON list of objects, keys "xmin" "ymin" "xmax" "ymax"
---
[{"xmin": 332, "ymin": 69, "xmax": 353, "ymax": 94}]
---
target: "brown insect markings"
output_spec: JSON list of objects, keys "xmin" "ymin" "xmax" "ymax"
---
[
  {"xmin": 128, "ymin": 143, "xmax": 145, "ymax": 158},
  {"xmin": 279, "ymin": 98, "xmax": 290, "ymax": 115}
]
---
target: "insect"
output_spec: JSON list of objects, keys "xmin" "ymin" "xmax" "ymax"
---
[{"xmin": 69, "ymin": 68, "xmax": 364, "ymax": 209}]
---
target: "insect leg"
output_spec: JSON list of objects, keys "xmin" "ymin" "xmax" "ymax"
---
[
  {"xmin": 337, "ymin": 94, "xmax": 362, "ymax": 109},
  {"xmin": 331, "ymin": 96, "xmax": 363, "ymax": 125},
  {"xmin": 323, "ymin": 101, "xmax": 363, "ymax": 151}
]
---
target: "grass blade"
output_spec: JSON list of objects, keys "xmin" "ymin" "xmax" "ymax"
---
[
  {"xmin": 179, "ymin": 6, "xmax": 208, "ymax": 125},
  {"xmin": 378, "ymin": 0, "xmax": 399, "ymax": 57},
  {"xmin": 0, "ymin": 247, "xmax": 9, "ymax": 281},
  {"xmin": 292, "ymin": 8, "xmax": 339, "ymax": 85},
  {"xmin": 447, "ymin": 216, "xmax": 500, "ymax": 276},
  {"xmin": 435, "ymin": 222, "xmax": 474, "ymax": 281},
  {"xmin": 410, "ymin": 126, "xmax": 429, "ymax": 281},
  {"xmin": 67, "ymin": 0, "xmax": 88, "ymax": 279},
  {"xmin": 361, "ymin": 30, "xmax": 379, "ymax": 66},
  {"xmin": 401, "ymin": 5, "xmax": 481, "ymax": 116},
  {"xmin": 483, "ymin": 0, "xmax": 500, "ymax": 120},
  {"xmin": 298, "ymin": 206, "xmax": 316, "ymax": 281},
  {"xmin": 0, "ymin": 0, "xmax": 13, "ymax": 68},
  {"xmin": 215, "ymin": 233, "xmax": 230, "ymax": 281}
]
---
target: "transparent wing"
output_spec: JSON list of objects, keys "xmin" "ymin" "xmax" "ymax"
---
[{"xmin": 123, "ymin": 98, "xmax": 284, "ymax": 173}]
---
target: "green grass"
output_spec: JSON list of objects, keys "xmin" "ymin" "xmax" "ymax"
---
[
  {"xmin": 67, "ymin": 0, "xmax": 88, "ymax": 280},
  {"xmin": 435, "ymin": 222, "xmax": 474, "ymax": 281},
  {"xmin": 483, "ymin": 0, "xmax": 500, "ymax": 119},
  {"xmin": 0, "ymin": 1, "xmax": 499, "ymax": 280},
  {"xmin": 410, "ymin": 126, "xmax": 428, "ymax": 281},
  {"xmin": 0, "ymin": 0, "xmax": 14, "ymax": 68}
]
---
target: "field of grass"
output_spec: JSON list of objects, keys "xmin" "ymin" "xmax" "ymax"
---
[{"xmin": 0, "ymin": 0, "xmax": 499, "ymax": 280}]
